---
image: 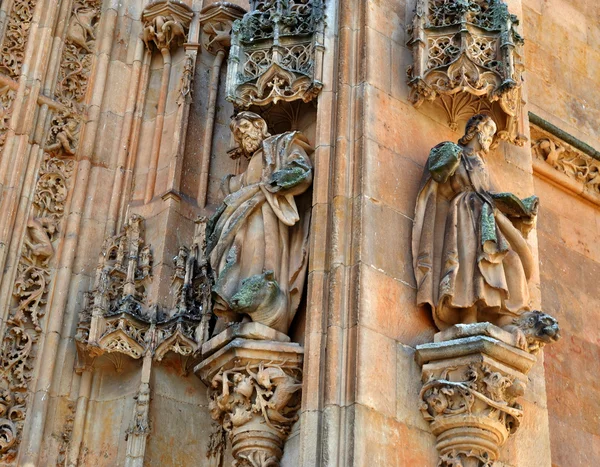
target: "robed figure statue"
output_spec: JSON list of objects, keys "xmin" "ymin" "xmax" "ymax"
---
[
  {"xmin": 206, "ymin": 112, "xmax": 313, "ymax": 335},
  {"xmin": 412, "ymin": 114, "xmax": 539, "ymax": 332}
]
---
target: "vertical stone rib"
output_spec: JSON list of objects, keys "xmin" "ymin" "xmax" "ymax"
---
[{"xmin": 17, "ymin": 3, "xmax": 116, "ymax": 464}]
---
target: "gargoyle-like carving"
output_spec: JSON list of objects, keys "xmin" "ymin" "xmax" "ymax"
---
[
  {"xmin": 413, "ymin": 114, "xmax": 548, "ymax": 336},
  {"xmin": 226, "ymin": 0, "xmax": 325, "ymax": 108},
  {"xmin": 207, "ymin": 112, "xmax": 312, "ymax": 335},
  {"xmin": 208, "ymin": 361, "xmax": 302, "ymax": 466},
  {"xmin": 0, "ymin": 2, "xmax": 101, "ymax": 460},
  {"xmin": 508, "ymin": 310, "xmax": 561, "ymax": 355},
  {"xmin": 407, "ymin": 0, "xmax": 525, "ymax": 144},
  {"xmin": 531, "ymin": 125, "xmax": 600, "ymax": 196},
  {"xmin": 141, "ymin": 2, "xmax": 193, "ymax": 52}
]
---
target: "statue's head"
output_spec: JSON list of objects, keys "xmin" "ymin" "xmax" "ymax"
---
[
  {"xmin": 230, "ymin": 112, "xmax": 271, "ymax": 158},
  {"xmin": 458, "ymin": 114, "xmax": 497, "ymax": 154}
]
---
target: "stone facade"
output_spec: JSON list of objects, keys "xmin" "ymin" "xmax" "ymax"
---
[{"xmin": 0, "ymin": 0, "xmax": 597, "ymax": 466}]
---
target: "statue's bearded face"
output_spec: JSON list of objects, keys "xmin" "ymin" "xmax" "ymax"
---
[
  {"xmin": 477, "ymin": 119, "xmax": 497, "ymax": 153},
  {"xmin": 234, "ymin": 118, "xmax": 265, "ymax": 156}
]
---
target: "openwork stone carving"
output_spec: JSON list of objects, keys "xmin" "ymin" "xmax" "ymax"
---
[
  {"xmin": 196, "ymin": 329, "xmax": 303, "ymax": 467},
  {"xmin": 407, "ymin": 0, "xmax": 525, "ymax": 144},
  {"xmin": 0, "ymin": 0, "xmax": 37, "ymax": 78},
  {"xmin": 226, "ymin": 0, "xmax": 325, "ymax": 108},
  {"xmin": 531, "ymin": 124, "xmax": 600, "ymax": 197},
  {"xmin": 141, "ymin": 1, "xmax": 193, "ymax": 52},
  {"xmin": 76, "ymin": 216, "xmax": 211, "ymax": 365},
  {"xmin": 0, "ymin": 0, "xmax": 37, "ymax": 153}
]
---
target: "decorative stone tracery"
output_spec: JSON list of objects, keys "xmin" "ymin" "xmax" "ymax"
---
[
  {"xmin": 407, "ymin": 0, "xmax": 525, "ymax": 144},
  {"xmin": 226, "ymin": 0, "xmax": 325, "ymax": 108}
]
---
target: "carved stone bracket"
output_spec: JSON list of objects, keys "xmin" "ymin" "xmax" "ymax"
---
[
  {"xmin": 407, "ymin": 0, "xmax": 526, "ymax": 144},
  {"xmin": 415, "ymin": 320, "xmax": 560, "ymax": 466},
  {"xmin": 141, "ymin": 1, "xmax": 194, "ymax": 52},
  {"xmin": 195, "ymin": 323, "xmax": 303, "ymax": 467},
  {"xmin": 226, "ymin": 0, "xmax": 326, "ymax": 108}
]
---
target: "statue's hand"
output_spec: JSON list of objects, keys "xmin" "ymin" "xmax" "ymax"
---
[{"xmin": 266, "ymin": 166, "xmax": 307, "ymax": 193}]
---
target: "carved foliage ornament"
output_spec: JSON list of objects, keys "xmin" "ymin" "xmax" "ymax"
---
[
  {"xmin": 226, "ymin": 0, "xmax": 325, "ymax": 108},
  {"xmin": 531, "ymin": 125, "xmax": 600, "ymax": 197},
  {"xmin": 208, "ymin": 361, "xmax": 302, "ymax": 466},
  {"xmin": 407, "ymin": 0, "xmax": 525, "ymax": 144}
]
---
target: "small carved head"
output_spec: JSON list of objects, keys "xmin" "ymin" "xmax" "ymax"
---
[
  {"xmin": 230, "ymin": 111, "xmax": 271, "ymax": 158},
  {"xmin": 458, "ymin": 114, "xmax": 497, "ymax": 154},
  {"xmin": 513, "ymin": 310, "xmax": 561, "ymax": 354}
]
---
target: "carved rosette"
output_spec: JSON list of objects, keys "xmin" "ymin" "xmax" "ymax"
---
[
  {"xmin": 407, "ymin": 0, "xmax": 525, "ymax": 144},
  {"xmin": 196, "ymin": 328, "xmax": 304, "ymax": 467},
  {"xmin": 226, "ymin": 0, "xmax": 325, "ymax": 108},
  {"xmin": 416, "ymin": 320, "xmax": 560, "ymax": 466}
]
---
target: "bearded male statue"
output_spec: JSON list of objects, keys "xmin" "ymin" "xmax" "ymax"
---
[
  {"xmin": 206, "ymin": 112, "xmax": 313, "ymax": 335},
  {"xmin": 412, "ymin": 114, "xmax": 542, "ymax": 338}
]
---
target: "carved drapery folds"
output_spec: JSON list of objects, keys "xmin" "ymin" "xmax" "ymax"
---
[
  {"xmin": 412, "ymin": 116, "xmax": 561, "ymax": 465},
  {"xmin": 407, "ymin": 0, "xmax": 525, "ymax": 144},
  {"xmin": 226, "ymin": 0, "xmax": 325, "ymax": 108}
]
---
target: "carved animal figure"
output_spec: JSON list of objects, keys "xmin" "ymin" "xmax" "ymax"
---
[
  {"xmin": 507, "ymin": 310, "xmax": 561, "ymax": 354},
  {"xmin": 66, "ymin": 8, "xmax": 97, "ymax": 53},
  {"xmin": 229, "ymin": 271, "xmax": 287, "ymax": 333},
  {"xmin": 46, "ymin": 119, "xmax": 78, "ymax": 156},
  {"xmin": 23, "ymin": 216, "xmax": 56, "ymax": 264}
]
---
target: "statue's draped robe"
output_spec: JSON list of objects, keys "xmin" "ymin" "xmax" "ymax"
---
[
  {"xmin": 412, "ymin": 147, "xmax": 534, "ymax": 330},
  {"xmin": 207, "ymin": 131, "xmax": 313, "ymax": 333}
]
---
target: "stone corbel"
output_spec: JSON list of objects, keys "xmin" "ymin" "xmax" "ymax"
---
[
  {"xmin": 195, "ymin": 323, "xmax": 304, "ymax": 466},
  {"xmin": 196, "ymin": 2, "xmax": 246, "ymax": 208},
  {"xmin": 415, "ymin": 314, "xmax": 560, "ymax": 466}
]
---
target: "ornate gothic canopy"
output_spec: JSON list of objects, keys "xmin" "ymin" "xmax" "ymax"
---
[
  {"xmin": 226, "ymin": 0, "xmax": 326, "ymax": 108},
  {"xmin": 407, "ymin": 0, "xmax": 526, "ymax": 144}
]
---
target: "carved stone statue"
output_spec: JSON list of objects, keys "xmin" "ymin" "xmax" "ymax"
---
[
  {"xmin": 207, "ymin": 112, "xmax": 313, "ymax": 335},
  {"xmin": 412, "ymin": 114, "xmax": 540, "ymax": 340}
]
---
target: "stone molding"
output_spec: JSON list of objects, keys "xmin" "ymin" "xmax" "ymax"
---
[
  {"xmin": 531, "ymin": 123, "xmax": 600, "ymax": 207},
  {"xmin": 407, "ymin": 0, "xmax": 526, "ymax": 144},
  {"xmin": 225, "ymin": 0, "xmax": 325, "ymax": 108},
  {"xmin": 76, "ymin": 216, "xmax": 211, "ymax": 367},
  {"xmin": 141, "ymin": 1, "xmax": 194, "ymax": 52}
]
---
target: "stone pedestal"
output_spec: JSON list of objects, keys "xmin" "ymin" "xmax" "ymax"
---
[
  {"xmin": 195, "ymin": 324, "xmax": 303, "ymax": 466},
  {"xmin": 415, "ymin": 323, "xmax": 537, "ymax": 467}
]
